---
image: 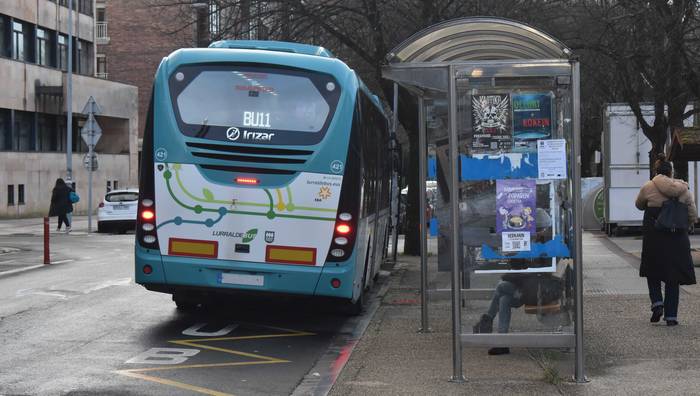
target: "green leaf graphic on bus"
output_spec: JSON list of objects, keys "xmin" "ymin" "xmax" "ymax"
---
[
  {"xmin": 202, "ymin": 188, "xmax": 214, "ymax": 201},
  {"xmin": 243, "ymin": 229, "xmax": 258, "ymax": 243}
]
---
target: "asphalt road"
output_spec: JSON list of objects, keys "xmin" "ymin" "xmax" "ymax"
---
[{"xmin": 0, "ymin": 229, "xmax": 376, "ymax": 396}]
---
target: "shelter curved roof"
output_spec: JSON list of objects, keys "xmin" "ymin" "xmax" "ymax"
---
[{"xmin": 387, "ymin": 17, "xmax": 572, "ymax": 63}]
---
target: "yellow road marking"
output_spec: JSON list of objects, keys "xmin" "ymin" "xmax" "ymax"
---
[
  {"xmin": 170, "ymin": 339, "xmax": 288, "ymax": 361},
  {"xmin": 116, "ymin": 370, "xmax": 235, "ymax": 396},
  {"xmin": 118, "ymin": 359, "xmax": 285, "ymax": 373},
  {"xmin": 116, "ymin": 327, "xmax": 315, "ymax": 395}
]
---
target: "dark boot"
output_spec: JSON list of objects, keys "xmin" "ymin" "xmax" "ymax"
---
[
  {"xmin": 488, "ymin": 347, "xmax": 510, "ymax": 355},
  {"xmin": 473, "ymin": 314, "xmax": 493, "ymax": 334},
  {"xmin": 650, "ymin": 306, "xmax": 663, "ymax": 323}
]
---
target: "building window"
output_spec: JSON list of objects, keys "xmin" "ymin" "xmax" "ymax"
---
[
  {"xmin": 7, "ymin": 185, "xmax": 14, "ymax": 206},
  {"xmin": 113, "ymin": 180, "xmax": 119, "ymax": 190},
  {"xmin": 0, "ymin": 15, "xmax": 10, "ymax": 58},
  {"xmin": 0, "ymin": 109, "xmax": 10, "ymax": 151},
  {"xmin": 58, "ymin": 34, "xmax": 67, "ymax": 71},
  {"xmin": 37, "ymin": 28, "xmax": 49, "ymax": 66},
  {"xmin": 209, "ymin": 2, "xmax": 220, "ymax": 37},
  {"xmin": 38, "ymin": 114, "xmax": 61, "ymax": 152},
  {"xmin": 14, "ymin": 111, "xmax": 35, "ymax": 151},
  {"xmin": 96, "ymin": 54, "xmax": 107, "ymax": 78},
  {"xmin": 96, "ymin": 7, "xmax": 108, "ymax": 43},
  {"xmin": 77, "ymin": 40, "xmax": 91, "ymax": 75},
  {"xmin": 106, "ymin": 180, "xmax": 111, "ymax": 192},
  {"xmin": 79, "ymin": 0, "xmax": 93, "ymax": 16},
  {"xmin": 18, "ymin": 184, "xmax": 24, "ymax": 205},
  {"xmin": 75, "ymin": 40, "xmax": 82, "ymax": 73},
  {"xmin": 12, "ymin": 21, "xmax": 24, "ymax": 61}
]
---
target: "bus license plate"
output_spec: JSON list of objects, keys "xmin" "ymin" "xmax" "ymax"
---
[{"xmin": 220, "ymin": 273, "xmax": 264, "ymax": 286}]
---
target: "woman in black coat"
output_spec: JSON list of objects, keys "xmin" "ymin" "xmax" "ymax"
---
[
  {"xmin": 48, "ymin": 178, "xmax": 73, "ymax": 232},
  {"xmin": 635, "ymin": 155, "xmax": 697, "ymax": 326}
]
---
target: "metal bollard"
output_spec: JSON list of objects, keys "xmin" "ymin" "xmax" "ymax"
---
[{"xmin": 43, "ymin": 217, "xmax": 50, "ymax": 265}]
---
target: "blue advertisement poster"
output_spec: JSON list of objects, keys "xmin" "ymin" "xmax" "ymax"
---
[{"xmin": 512, "ymin": 93, "xmax": 552, "ymax": 152}]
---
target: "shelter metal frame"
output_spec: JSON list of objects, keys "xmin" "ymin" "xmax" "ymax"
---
[{"xmin": 384, "ymin": 56, "xmax": 584, "ymax": 383}]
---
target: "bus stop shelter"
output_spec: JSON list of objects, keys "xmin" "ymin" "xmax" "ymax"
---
[{"xmin": 382, "ymin": 17, "xmax": 585, "ymax": 382}]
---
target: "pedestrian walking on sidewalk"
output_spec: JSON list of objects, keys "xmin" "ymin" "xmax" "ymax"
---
[
  {"xmin": 635, "ymin": 154, "xmax": 697, "ymax": 326},
  {"xmin": 48, "ymin": 178, "xmax": 73, "ymax": 233}
]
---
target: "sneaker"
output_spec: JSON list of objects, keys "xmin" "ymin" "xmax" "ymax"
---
[
  {"xmin": 56, "ymin": 227, "xmax": 61, "ymax": 231},
  {"xmin": 666, "ymin": 320, "xmax": 679, "ymax": 326},
  {"xmin": 651, "ymin": 306, "xmax": 663, "ymax": 323},
  {"xmin": 488, "ymin": 347, "xmax": 510, "ymax": 355},
  {"xmin": 473, "ymin": 314, "xmax": 493, "ymax": 334},
  {"xmin": 65, "ymin": 227, "xmax": 72, "ymax": 233}
]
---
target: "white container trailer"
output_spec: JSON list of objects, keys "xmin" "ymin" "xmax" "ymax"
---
[{"xmin": 602, "ymin": 103, "xmax": 697, "ymax": 236}]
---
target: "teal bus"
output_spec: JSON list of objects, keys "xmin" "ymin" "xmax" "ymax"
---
[{"xmin": 135, "ymin": 40, "xmax": 392, "ymax": 312}]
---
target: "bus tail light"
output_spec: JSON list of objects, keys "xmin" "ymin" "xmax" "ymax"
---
[
  {"xmin": 137, "ymin": 200, "xmax": 159, "ymax": 249},
  {"xmin": 136, "ymin": 93, "xmax": 159, "ymax": 250},
  {"xmin": 336, "ymin": 224, "xmax": 351, "ymax": 234},
  {"xmin": 141, "ymin": 209, "xmax": 155, "ymax": 221}
]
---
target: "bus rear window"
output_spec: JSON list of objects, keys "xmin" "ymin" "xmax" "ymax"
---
[{"xmin": 169, "ymin": 65, "xmax": 341, "ymax": 145}]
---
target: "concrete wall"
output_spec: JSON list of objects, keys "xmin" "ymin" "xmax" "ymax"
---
[
  {"xmin": 0, "ymin": 152, "xmax": 131, "ymax": 218},
  {"xmin": 1, "ymin": 0, "xmax": 94, "ymax": 42}
]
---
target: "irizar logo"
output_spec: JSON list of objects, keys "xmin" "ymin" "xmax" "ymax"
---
[
  {"xmin": 226, "ymin": 126, "xmax": 275, "ymax": 142},
  {"xmin": 226, "ymin": 127, "xmax": 241, "ymax": 141},
  {"xmin": 243, "ymin": 130, "xmax": 275, "ymax": 141}
]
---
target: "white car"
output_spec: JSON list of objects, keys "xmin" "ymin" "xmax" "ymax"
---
[{"xmin": 97, "ymin": 189, "xmax": 139, "ymax": 233}]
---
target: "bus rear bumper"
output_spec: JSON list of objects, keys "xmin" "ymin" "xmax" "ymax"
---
[{"xmin": 136, "ymin": 253, "xmax": 355, "ymax": 300}]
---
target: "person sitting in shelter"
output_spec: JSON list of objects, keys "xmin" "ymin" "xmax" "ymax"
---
[{"xmin": 473, "ymin": 208, "xmax": 563, "ymax": 355}]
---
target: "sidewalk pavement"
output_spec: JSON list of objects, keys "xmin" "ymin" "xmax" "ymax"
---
[
  {"xmin": 330, "ymin": 232, "xmax": 700, "ymax": 395},
  {"xmin": 0, "ymin": 216, "xmax": 108, "ymax": 275}
]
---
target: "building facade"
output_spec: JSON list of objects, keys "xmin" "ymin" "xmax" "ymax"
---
[{"xmin": 0, "ymin": 0, "xmax": 138, "ymax": 218}]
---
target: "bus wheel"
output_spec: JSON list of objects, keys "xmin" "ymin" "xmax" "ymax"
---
[
  {"xmin": 343, "ymin": 293, "xmax": 364, "ymax": 316},
  {"xmin": 174, "ymin": 294, "xmax": 199, "ymax": 312}
]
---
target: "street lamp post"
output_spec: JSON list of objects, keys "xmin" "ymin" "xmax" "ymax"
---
[{"xmin": 66, "ymin": 0, "xmax": 74, "ymax": 182}]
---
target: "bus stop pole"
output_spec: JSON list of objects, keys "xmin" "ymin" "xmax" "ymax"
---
[
  {"xmin": 447, "ymin": 65, "xmax": 465, "ymax": 382},
  {"xmin": 391, "ymin": 83, "xmax": 400, "ymax": 262},
  {"xmin": 418, "ymin": 97, "xmax": 430, "ymax": 333},
  {"xmin": 572, "ymin": 61, "xmax": 587, "ymax": 382}
]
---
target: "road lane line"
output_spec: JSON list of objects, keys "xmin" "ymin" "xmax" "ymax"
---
[
  {"xmin": 0, "ymin": 264, "xmax": 44, "ymax": 277},
  {"xmin": 115, "ymin": 370, "xmax": 234, "ymax": 396}
]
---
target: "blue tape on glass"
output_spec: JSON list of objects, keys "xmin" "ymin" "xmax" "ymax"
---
[
  {"xmin": 460, "ymin": 153, "xmax": 538, "ymax": 181},
  {"xmin": 429, "ymin": 218, "xmax": 438, "ymax": 237},
  {"xmin": 428, "ymin": 156, "xmax": 437, "ymax": 180},
  {"xmin": 481, "ymin": 235, "xmax": 570, "ymax": 260}
]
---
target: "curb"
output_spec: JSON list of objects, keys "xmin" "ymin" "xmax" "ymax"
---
[{"xmin": 291, "ymin": 268, "xmax": 394, "ymax": 396}]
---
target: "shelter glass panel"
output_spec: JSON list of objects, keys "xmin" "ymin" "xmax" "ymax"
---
[{"xmin": 450, "ymin": 63, "xmax": 576, "ymax": 337}]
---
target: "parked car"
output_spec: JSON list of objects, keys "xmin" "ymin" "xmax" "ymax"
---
[{"xmin": 97, "ymin": 189, "xmax": 139, "ymax": 233}]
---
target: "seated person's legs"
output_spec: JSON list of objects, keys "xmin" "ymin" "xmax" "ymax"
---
[{"xmin": 474, "ymin": 280, "xmax": 519, "ymax": 333}]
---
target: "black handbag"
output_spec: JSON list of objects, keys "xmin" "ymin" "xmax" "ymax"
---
[{"xmin": 654, "ymin": 197, "xmax": 689, "ymax": 233}]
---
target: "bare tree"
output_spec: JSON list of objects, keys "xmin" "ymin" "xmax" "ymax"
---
[{"xmin": 568, "ymin": 0, "xmax": 700, "ymax": 178}]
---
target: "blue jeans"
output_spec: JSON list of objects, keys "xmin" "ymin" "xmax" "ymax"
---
[
  {"xmin": 647, "ymin": 278, "xmax": 679, "ymax": 321},
  {"xmin": 487, "ymin": 281, "xmax": 523, "ymax": 333}
]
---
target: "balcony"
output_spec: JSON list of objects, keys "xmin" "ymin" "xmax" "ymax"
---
[{"xmin": 96, "ymin": 22, "xmax": 109, "ymax": 44}]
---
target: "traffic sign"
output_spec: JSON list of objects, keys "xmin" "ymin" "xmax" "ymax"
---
[
  {"xmin": 81, "ymin": 96, "xmax": 103, "ymax": 115},
  {"xmin": 81, "ymin": 113, "xmax": 102, "ymax": 148},
  {"xmin": 83, "ymin": 152, "xmax": 98, "ymax": 171}
]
